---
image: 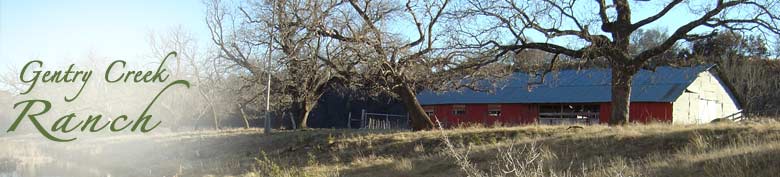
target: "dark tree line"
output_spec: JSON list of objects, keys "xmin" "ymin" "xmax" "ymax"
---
[{"xmin": 689, "ymin": 32, "xmax": 780, "ymax": 117}]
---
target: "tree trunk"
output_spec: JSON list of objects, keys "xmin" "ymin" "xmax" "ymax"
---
[
  {"xmin": 197, "ymin": 89, "xmax": 219, "ymax": 130},
  {"xmin": 238, "ymin": 104, "xmax": 250, "ymax": 129},
  {"xmin": 294, "ymin": 101, "xmax": 315, "ymax": 129},
  {"xmin": 298, "ymin": 106, "xmax": 311, "ymax": 129},
  {"xmin": 609, "ymin": 67, "xmax": 635, "ymax": 125},
  {"xmin": 211, "ymin": 105, "xmax": 220, "ymax": 130},
  {"xmin": 394, "ymin": 86, "xmax": 435, "ymax": 131}
]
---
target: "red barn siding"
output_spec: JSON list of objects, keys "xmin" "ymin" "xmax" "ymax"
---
[
  {"xmin": 599, "ymin": 103, "xmax": 611, "ymax": 123},
  {"xmin": 488, "ymin": 104, "xmax": 537, "ymax": 125},
  {"xmin": 428, "ymin": 105, "xmax": 457, "ymax": 127},
  {"xmin": 428, "ymin": 104, "xmax": 538, "ymax": 126},
  {"xmin": 500, "ymin": 104, "xmax": 537, "ymax": 124},
  {"xmin": 499, "ymin": 104, "xmax": 523, "ymax": 124},
  {"xmin": 599, "ymin": 102, "xmax": 673, "ymax": 123},
  {"xmin": 429, "ymin": 102, "xmax": 671, "ymax": 126},
  {"xmin": 465, "ymin": 104, "xmax": 489, "ymax": 124},
  {"xmin": 630, "ymin": 103, "xmax": 673, "ymax": 123}
]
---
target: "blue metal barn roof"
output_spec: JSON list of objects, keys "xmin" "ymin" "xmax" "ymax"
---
[{"xmin": 417, "ymin": 65, "xmax": 715, "ymax": 105}]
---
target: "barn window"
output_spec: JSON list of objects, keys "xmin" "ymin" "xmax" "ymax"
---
[
  {"xmin": 452, "ymin": 105, "xmax": 466, "ymax": 115},
  {"xmin": 538, "ymin": 104, "xmax": 600, "ymax": 125},
  {"xmin": 424, "ymin": 107, "xmax": 435, "ymax": 117},
  {"xmin": 488, "ymin": 104, "xmax": 501, "ymax": 117}
]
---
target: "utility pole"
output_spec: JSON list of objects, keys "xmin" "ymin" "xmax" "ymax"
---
[
  {"xmin": 264, "ymin": 64, "xmax": 272, "ymax": 134},
  {"xmin": 264, "ymin": 10, "xmax": 275, "ymax": 135}
]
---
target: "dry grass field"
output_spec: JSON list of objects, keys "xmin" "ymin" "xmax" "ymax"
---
[{"xmin": 2, "ymin": 120, "xmax": 780, "ymax": 177}]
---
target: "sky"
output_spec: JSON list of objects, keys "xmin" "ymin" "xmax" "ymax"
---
[
  {"xmin": 0, "ymin": 0, "xmax": 775, "ymax": 71},
  {"xmin": 0, "ymin": 0, "xmax": 211, "ymax": 69}
]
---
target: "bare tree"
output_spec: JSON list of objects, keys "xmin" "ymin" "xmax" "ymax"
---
[
  {"xmin": 206, "ymin": 0, "xmax": 344, "ymax": 129},
  {"xmin": 313, "ymin": 0, "xmax": 510, "ymax": 130},
  {"xmin": 0, "ymin": 66, "xmax": 26, "ymax": 94},
  {"xmin": 454, "ymin": 0, "xmax": 780, "ymax": 125},
  {"xmin": 148, "ymin": 27, "xmax": 209, "ymax": 130},
  {"xmin": 316, "ymin": 0, "xmax": 449, "ymax": 130}
]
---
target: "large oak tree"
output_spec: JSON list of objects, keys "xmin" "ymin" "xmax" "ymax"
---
[{"xmin": 313, "ymin": 0, "xmax": 510, "ymax": 130}]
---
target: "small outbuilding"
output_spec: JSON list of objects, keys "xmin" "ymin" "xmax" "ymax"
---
[{"xmin": 416, "ymin": 65, "xmax": 741, "ymax": 126}]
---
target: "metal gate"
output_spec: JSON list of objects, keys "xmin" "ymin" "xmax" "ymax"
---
[{"xmin": 347, "ymin": 109, "xmax": 409, "ymax": 130}]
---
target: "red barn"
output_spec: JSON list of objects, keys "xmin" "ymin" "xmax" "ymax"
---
[{"xmin": 416, "ymin": 65, "xmax": 741, "ymax": 127}]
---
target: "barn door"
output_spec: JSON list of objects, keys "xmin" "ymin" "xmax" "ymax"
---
[{"xmin": 698, "ymin": 99, "xmax": 719, "ymax": 123}]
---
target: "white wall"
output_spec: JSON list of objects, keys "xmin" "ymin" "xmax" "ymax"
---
[{"xmin": 672, "ymin": 70, "xmax": 740, "ymax": 124}]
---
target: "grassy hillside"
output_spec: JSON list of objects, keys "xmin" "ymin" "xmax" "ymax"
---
[{"xmin": 2, "ymin": 120, "xmax": 780, "ymax": 177}]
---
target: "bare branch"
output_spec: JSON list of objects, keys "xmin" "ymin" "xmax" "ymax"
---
[{"xmin": 631, "ymin": 0, "xmax": 683, "ymax": 31}]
